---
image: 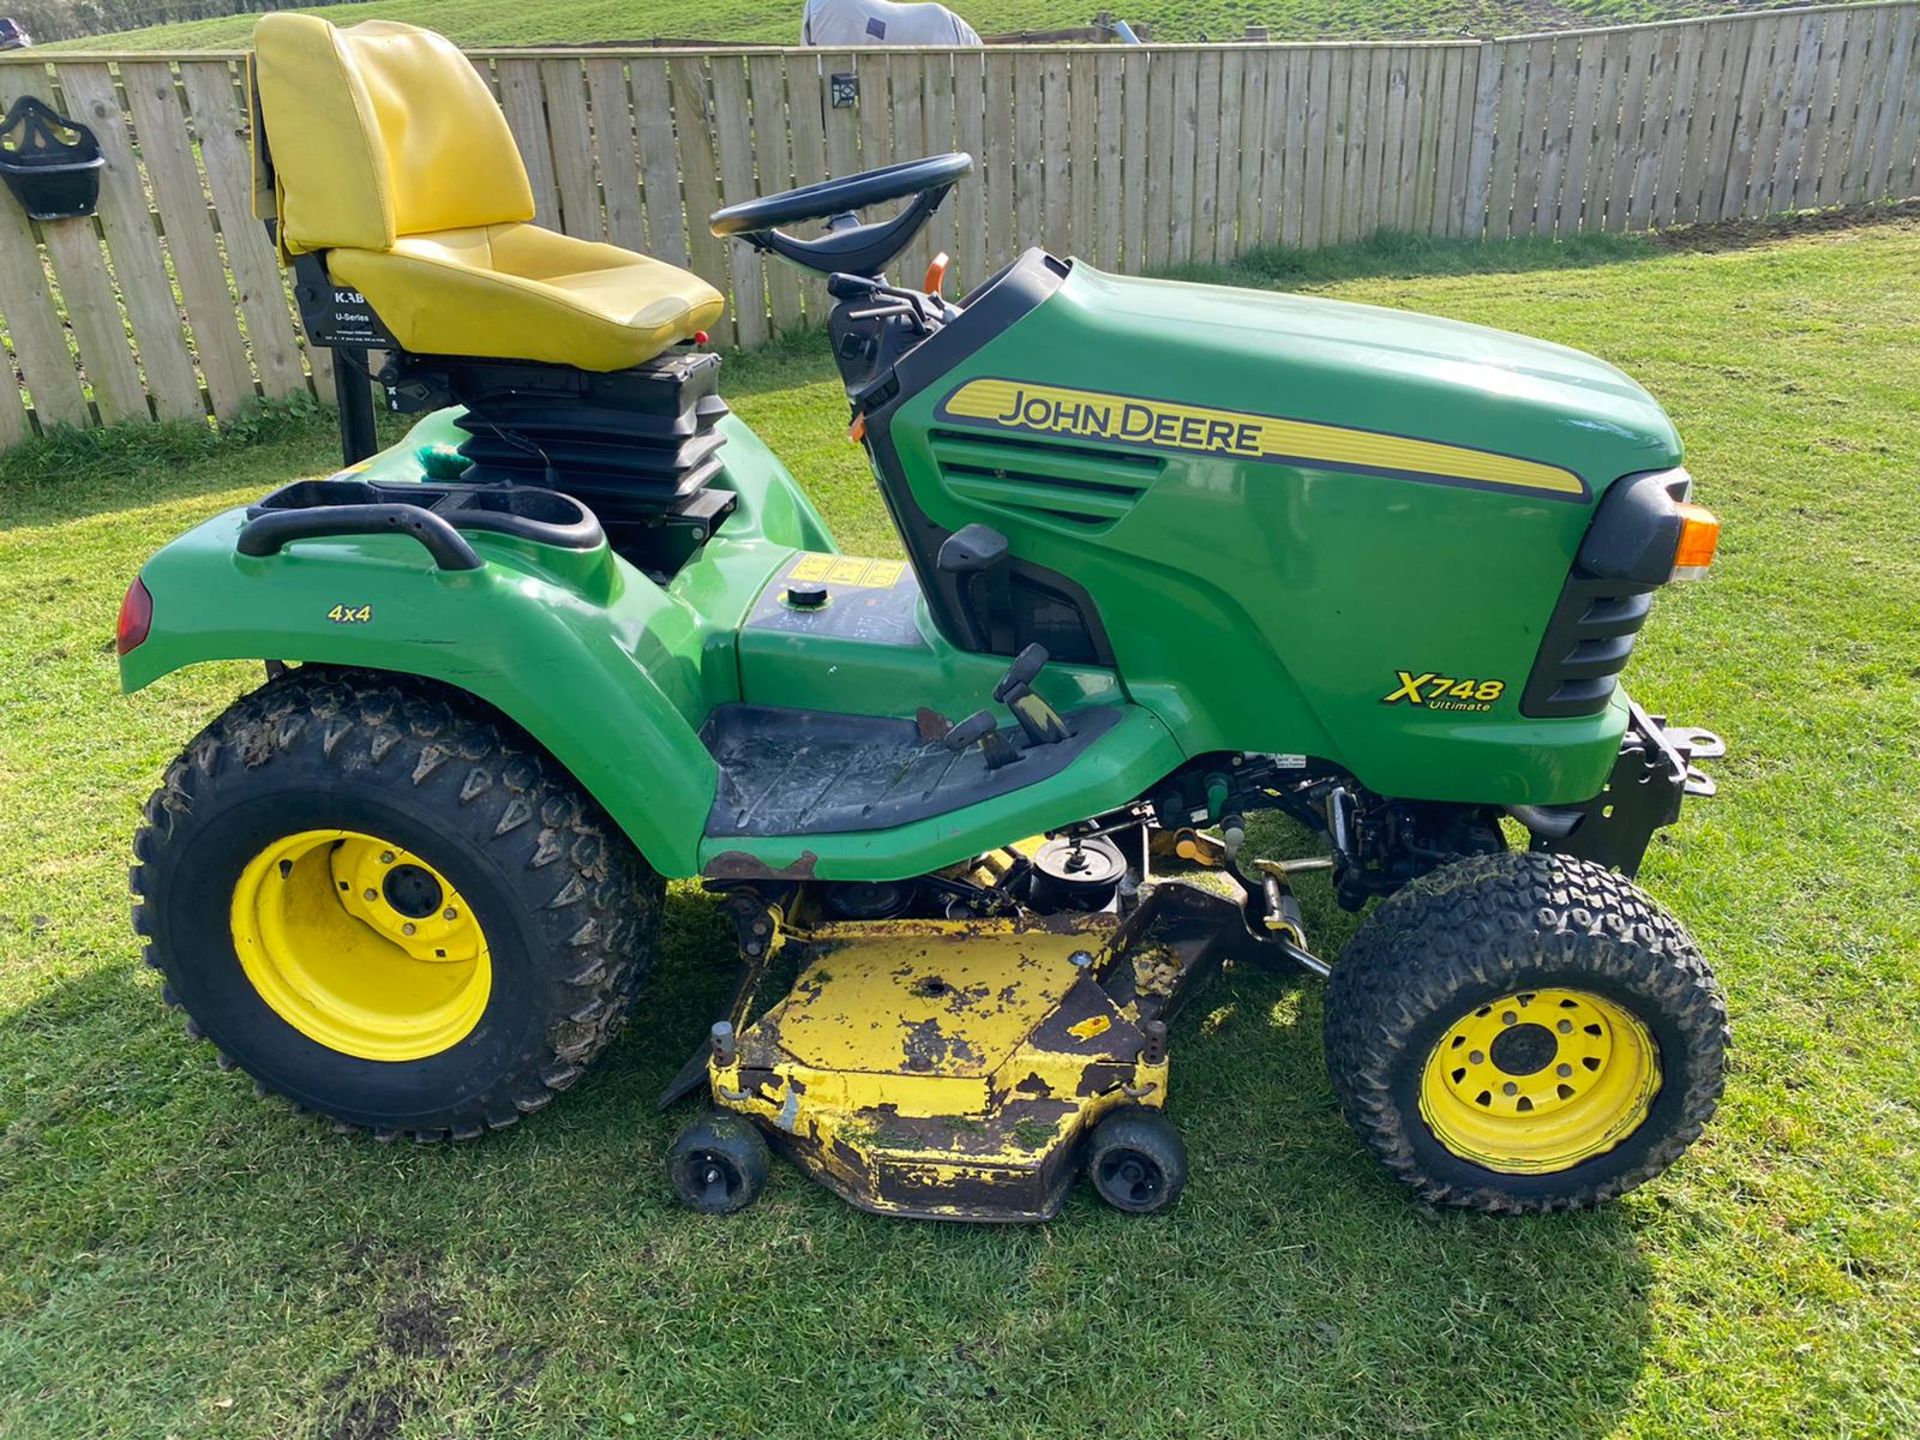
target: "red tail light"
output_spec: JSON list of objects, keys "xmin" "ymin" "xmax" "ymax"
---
[{"xmin": 116, "ymin": 577, "xmax": 152, "ymax": 655}]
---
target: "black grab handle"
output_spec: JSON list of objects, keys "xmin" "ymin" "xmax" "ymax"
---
[{"xmin": 236, "ymin": 504, "xmax": 484, "ymax": 571}]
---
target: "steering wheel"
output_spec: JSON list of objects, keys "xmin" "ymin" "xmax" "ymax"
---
[{"xmin": 709, "ymin": 152, "xmax": 973, "ymax": 279}]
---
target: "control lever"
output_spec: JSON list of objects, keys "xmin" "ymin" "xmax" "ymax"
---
[
  {"xmin": 936, "ymin": 523, "xmax": 1015, "ymax": 651},
  {"xmin": 944, "ymin": 708, "xmax": 1020, "ymax": 769},
  {"xmin": 993, "ymin": 643, "xmax": 1069, "ymax": 746}
]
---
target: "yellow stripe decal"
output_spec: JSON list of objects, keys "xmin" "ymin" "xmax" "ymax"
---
[{"xmin": 938, "ymin": 379, "xmax": 1587, "ymax": 498}]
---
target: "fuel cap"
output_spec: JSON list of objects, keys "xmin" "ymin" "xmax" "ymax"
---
[{"xmin": 786, "ymin": 581, "xmax": 829, "ymax": 609}]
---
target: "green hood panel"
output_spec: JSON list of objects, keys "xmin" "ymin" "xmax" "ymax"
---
[{"xmin": 1049, "ymin": 267, "xmax": 1682, "ymax": 489}]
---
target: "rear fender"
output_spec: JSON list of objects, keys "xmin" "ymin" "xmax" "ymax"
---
[{"xmin": 120, "ymin": 507, "xmax": 721, "ymax": 877}]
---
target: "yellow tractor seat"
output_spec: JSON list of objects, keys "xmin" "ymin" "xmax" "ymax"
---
[{"xmin": 252, "ymin": 15, "xmax": 723, "ymax": 371}]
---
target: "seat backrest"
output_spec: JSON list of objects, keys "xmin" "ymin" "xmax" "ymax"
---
[{"xmin": 252, "ymin": 14, "xmax": 534, "ymax": 255}]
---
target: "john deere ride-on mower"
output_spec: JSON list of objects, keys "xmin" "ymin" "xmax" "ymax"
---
[{"xmin": 118, "ymin": 16, "xmax": 1730, "ymax": 1220}]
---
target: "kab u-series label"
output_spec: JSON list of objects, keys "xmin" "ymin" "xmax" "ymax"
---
[{"xmin": 936, "ymin": 378, "xmax": 1586, "ymax": 499}]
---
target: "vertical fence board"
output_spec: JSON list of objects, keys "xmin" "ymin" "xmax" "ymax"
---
[
  {"xmin": 1406, "ymin": 47, "xmax": 1442, "ymax": 231},
  {"xmin": 1375, "ymin": 47, "xmax": 1403, "ymax": 235},
  {"xmin": 711, "ymin": 58, "xmax": 768, "ymax": 348},
  {"xmin": 1316, "ymin": 47, "xmax": 1348, "ymax": 247},
  {"xmin": 14, "ymin": 65, "xmax": 146, "ymax": 422},
  {"xmin": 785, "ymin": 53, "xmax": 835, "ymax": 318},
  {"xmin": 669, "ymin": 56, "xmax": 731, "ymax": 345},
  {"xmin": 0, "ymin": 193, "xmax": 88, "ymax": 429},
  {"xmin": 1013, "ymin": 53, "xmax": 1045, "ymax": 259},
  {"xmin": 1601, "ymin": 29, "xmax": 1653, "ymax": 228},
  {"xmin": 1484, "ymin": 42, "xmax": 1527, "ymax": 238},
  {"xmin": 748, "ymin": 55, "xmax": 805, "ymax": 334},
  {"xmin": 1890, "ymin": 8, "xmax": 1920, "ymax": 195},
  {"xmin": 1272, "ymin": 49, "xmax": 1306, "ymax": 248},
  {"xmin": 893, "ymin": 54, "xmax": 940, "ymax": 278},
  {"xmin": 1039, "ymin": 52, "xmax": 1070, "ymax": 258},
  {"xmin": 54, "ymin": 62, "xmax": 204, "ymax": 419},
  {"xmin": 1662, "ymin": 23, "xmax": 1715, "ymax": 224},
  {"xmin": 984, "ymin": 53, "xmax": 1017, "ymax": 271},
  {"xmin": 1188, "ymin": 48, "xmax": 1219, "ymax": 263},
  {"xmin": 585, "ymin": 59, "xmax": 645, "ymax": 252},
  {"xmin": 1427, "ymin": 47, "xmax": 1460, "ymax": 234},
  {"xmin": 1789, "ymin": 9, "xmax": 1850, "ymax": 205},
  {"xmin": 923, "ymin": 53, "xmax": 959, "ymax": 275},
  {"xmin": 820, "ymin": 51, "xmax": 860, "ymax": 181},
  {"xmin": 1207, "ymin": 49, "xmax": 1238, "ymax": 262},
  {"xmin": 496, "ymin": 59, "xmax": 562, "ymax": 228},
  {"xmin": 1120, "ymin": 50, "xmax": 1150, "ymax": 270},
  {"xmin": 540, "ymin": 59, "xmax": 599, "ymax": 238},
  {"xmin": 1629, "ymin": 27, "xmax": 1681, "ymax": 229},
  {"xmin": 1558, "ymin": 35, "xmax": 1603, "ymax": 233},
  {"xmin": 1864, "ymin": 7, "xmax": 1916, "ymax": 197},
  {"xmin": 120, "ymin": 60, "xmax": 256, "ymax": 417},
  {"xmin": 1510, "ymin": 40, "xmax": 1551, "ymax": 234},
  {"xmin": 177, "ymin": 59, "xmax": 306, "ymax": 400},
  {"xmin": 630, "ymin": 58, "xmax": 689, "ymax": 267},
  {"xmin": 1828, "ymin": 9, "xmax": 1884, "ymax": 204},
  {"xmin": 1682, "ymin": 21, "xmax": 1734, "ymax": 221},
  {"xmin": 1338, "ymin": 47, "xmax": 1370, "ymax": 241},
  {"xmin": 1772, "ymin": 13, "xmax": 1828, "ymax": 209},
  {"xmin": 1745, "ymin": 16, "xmax": 1804, "ymax": 214},
  {"xmin": 1533, "ymin": 38, "xmax": 1576, "ymax": 233},
  {"xmin": 1168, "ymin": 50, "xmax": 1198, "ymax": 266},
  {"xmin": 1890, "ymin": 13, "xmax": 1920, "ymax": 194},
  {"xmin": 1232, "ymin": 49, "xmax": 1264, "ymax": 256},
  {"xmin": 952, "ymin": 51, "xmax": 989, "ymax": 287},
  {"xmin": 1068, "ymin": 50, "xmax": 1098, "ymax": 260},
  {"xmin": 1095, "ymin": 52, "xmax": 1125, "ymax": 270},
  {"xmin": 1715, "ymin": 15, "xmax": 1774, "ymax": 217}
]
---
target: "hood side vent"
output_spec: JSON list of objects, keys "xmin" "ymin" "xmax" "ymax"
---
[{"xmin": 929, "ymin": 429, "xmax": 1162, "ymax": 529}]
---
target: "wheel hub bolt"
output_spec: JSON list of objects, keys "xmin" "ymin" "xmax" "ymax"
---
[
  {"xmin": 402, "ymin": 922, "xmax": 416, "ymax": 936},
  {"xmin": 1558, "ymin": 1019, "xmax": 1574, "ymax": 1034},
  {"xmin": 363, "ymin": 888, "xmax": 378, "ymax": 901},
  {"xmin": 1557, "ymin": 1063, "xmax": 1573, "ymax": 1078},
  {"xmin": 443, "ymin": 908, "xmax": 458, "ymax": 921},
  {"xmin": 380, "ymin": 851, "xmax": 395, "ymax": 864}
]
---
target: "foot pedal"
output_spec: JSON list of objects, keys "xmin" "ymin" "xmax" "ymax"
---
[{"xmin": 945, "ymin": 709, "xmax": 1021, "ymax": 769}]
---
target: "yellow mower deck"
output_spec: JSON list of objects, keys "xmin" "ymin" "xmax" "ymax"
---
[{"xmin": 705, "ymin": 883, "xmax": 1254, "ymax": 1220}]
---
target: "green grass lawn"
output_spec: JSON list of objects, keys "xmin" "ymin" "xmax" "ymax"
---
[
  {"xmin": 2, "ymin": 213, "xmax": 1918, "ymax": 1439},
  {"xmin": 43, "ymin": 0, "xmax": 1856, "ymax": 51}
]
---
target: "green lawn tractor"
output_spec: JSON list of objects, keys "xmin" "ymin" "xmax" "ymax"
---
[{"xmin": 117, "ymin": 16, "xmax": 1730, "ymax": 1221}]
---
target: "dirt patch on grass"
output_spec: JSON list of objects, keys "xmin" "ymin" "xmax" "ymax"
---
[
  {"xmin": 379, "ymin": 1293, "xmax": 453, "ymax": 1360},
  {"xmin": 1651, "ymin": 200, "xmax": 1920, "ymax": 253}
]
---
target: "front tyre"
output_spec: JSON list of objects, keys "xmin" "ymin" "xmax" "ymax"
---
[
  {"xmin": 131, "ymin": 667, "xmax": 662, "ymax": 1141},
  {"xmin": 1323, "ymin": 852, "xmax": 1727, "ymax": 1213}
]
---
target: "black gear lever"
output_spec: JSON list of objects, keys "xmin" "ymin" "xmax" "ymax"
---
[{"xmin": 994, "ymin": 644, "xmax": 1070, "ymax": 747}]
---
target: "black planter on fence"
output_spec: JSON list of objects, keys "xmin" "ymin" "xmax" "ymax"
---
[{"xmin": 0, "ymin": 96, "xmax": 104, "ymax": 221}]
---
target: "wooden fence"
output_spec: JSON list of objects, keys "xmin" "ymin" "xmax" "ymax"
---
[{"xmin": 0, "ymin": 2, "xmax": 1917, "ymax": 444}]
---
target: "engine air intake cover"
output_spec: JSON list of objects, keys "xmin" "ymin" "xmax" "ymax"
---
[{"xmin": 1522, "ymin": 468, "xmax": 1691, "ymax": 718}]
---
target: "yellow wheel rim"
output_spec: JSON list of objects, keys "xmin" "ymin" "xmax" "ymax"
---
[
  {"xmin": 229, "ymin": 829, "xmax": 491, "ymax": 1062},
  {"xmin": 1418, "ymin": 988, "xmax": 1659, "ymax": 1174}
]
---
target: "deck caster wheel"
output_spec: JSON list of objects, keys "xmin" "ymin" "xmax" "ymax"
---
[
  {"xmin": 1085, "ymin": 1106, "xmax": 1188, "ymax": 1215},
  {"xmin": 668, "ymin": 1113, "xmax": 770, "ymax": 1215}
]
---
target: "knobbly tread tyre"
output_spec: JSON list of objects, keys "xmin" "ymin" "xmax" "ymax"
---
[
  {"xmin": 130, "ymin": 665, "xmax": 662, "ymax": 1140},
  {"xmin": 1323, "ymin": 851, "xmax": 1728, "ymax": 1214}
]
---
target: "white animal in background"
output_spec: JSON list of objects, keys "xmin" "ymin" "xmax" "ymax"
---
[{"xmin": 800, "ymin": 0, "xmax": 983, "ymax": 47}]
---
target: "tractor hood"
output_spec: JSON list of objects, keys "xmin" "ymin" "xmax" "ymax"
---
[{"xmin": 1029, "ymin": 264, "xmax": 1683, "ymax": 491}]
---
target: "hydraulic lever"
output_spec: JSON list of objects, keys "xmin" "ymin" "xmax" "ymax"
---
[{"xmin": 994, "ymin": 643, "xmax": 1070, "ymax": 746}]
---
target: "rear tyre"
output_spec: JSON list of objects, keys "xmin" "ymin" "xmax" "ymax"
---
[
  {"xmin": 668, "ymin": 1113, "xmax": 770, "ymax": 1214},
  {"xmin": 131, "ymin": 666, "xmax": 662, "ymax": 1140},
  {"xmin": 1324, "ymin": 851, "xmax": 1727, "ymax": 1213},
  {"xmin": 1085, "ymin": 1106, "xmax": 1188, "ymax": 1215}
]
